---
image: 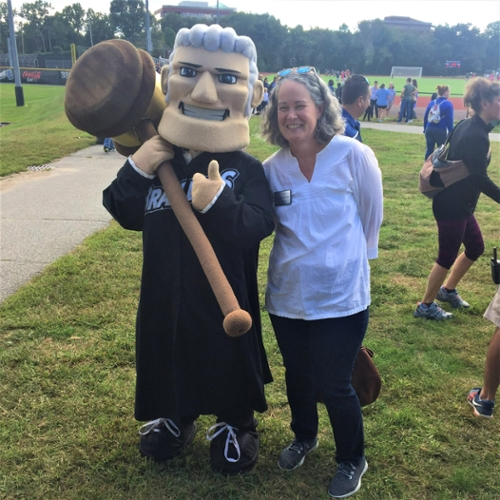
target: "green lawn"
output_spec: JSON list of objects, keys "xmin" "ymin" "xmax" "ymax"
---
[
  {"xmin": 0, "ymin": 83, "xmax": 95, "ymax": 177},
  {"xmin": 1, "ymin": 86, "xmax": 500, "ymax": 500}
]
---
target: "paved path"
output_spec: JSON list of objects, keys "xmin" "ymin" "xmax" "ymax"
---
[
  {"xmin": 0, "ymin": 125, "xmax": 498, "ymax": 302},
  {"xmin": 0, "ymin": 146, "xmax": 123, "ymax": 302},
  {"xmin": 362, "ymin": 121, "xmax": 500, "ymax": 141}
]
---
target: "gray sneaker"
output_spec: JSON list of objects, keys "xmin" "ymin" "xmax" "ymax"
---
[
  {"xmin": 436, "ymin": 286, "xmax": 470, "ymax": 308},
  {"xmin": 414, "ymin": 301, "xmax": 453, "ymax": 320},
  {"xmin": 278, "ymin": 437, "xmax": 318, "ymax": 471},
  {"xmin": 328, "ymin": 459, "xmax": 368, "ymax": 498}
]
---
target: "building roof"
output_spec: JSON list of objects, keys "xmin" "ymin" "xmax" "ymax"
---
[{"xmin": 383, "ymin": 16, "xmax": 432, "ymax": 29}]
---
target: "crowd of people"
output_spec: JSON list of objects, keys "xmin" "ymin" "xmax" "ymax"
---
[{"xmin": 100, "ymin": 25, "xmax": 499, "ymax": 498}]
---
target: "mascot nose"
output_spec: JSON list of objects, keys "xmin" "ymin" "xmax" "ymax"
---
[{"xmin": 191, "ymin": 71, "xmax": 218, "ymax": 104}]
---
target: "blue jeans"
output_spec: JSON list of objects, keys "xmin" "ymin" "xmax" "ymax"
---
[
  {"xmin": 398, "ymin": 98, "xmax": 413, "ymax": 122},
  {"xmin": 270, "ymin": 309, "xmax": 369, "ymax": 464},
  {"xmin": 425, "ymin": 127, "xmax": 447, "ymax": 160},
  {"xmin": 103, "ymin": 137, "xmax": 115, "ymax": 150}
]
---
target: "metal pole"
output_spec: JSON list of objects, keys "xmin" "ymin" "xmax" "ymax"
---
[
  {"xmin": 89, "ymin": 21, "xmax": 93, "ymax": 47},
  {"xmin": 6, "ymin": 0, "xmax": 24, "ymax": 106},
  {"xmin": 145, "ymin": 0, "xmax": 152, "ymax": 53},
  {"xmin": 216, "ymin": 0, "xmax": 219, "ymax": 24}
]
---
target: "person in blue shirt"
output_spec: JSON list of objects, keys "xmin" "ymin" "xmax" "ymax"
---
[
  {"xmin": 375, "ymin": 83, "xmax": 391, "ymax": 122},
  {"xmin": 341, "ymin": 74, "xmax": 370, "ymax": 142},
  {"xmin": 423, "ymin": 85, "xmax": 455, "ymax": 159}
]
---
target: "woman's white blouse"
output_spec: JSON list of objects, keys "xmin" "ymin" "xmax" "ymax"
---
[{"xmin": 263, "ymin": 135, "xmax": 383, "ymax": 319}]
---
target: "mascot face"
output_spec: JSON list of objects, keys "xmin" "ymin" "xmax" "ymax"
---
[{"xmin": 158, "ymin": 45, "xmax": 262, "ymax": 153}]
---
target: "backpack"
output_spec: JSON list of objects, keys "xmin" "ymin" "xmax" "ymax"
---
[{"xmin": 428, "ymin": 100, "xmax": 443, "ymax": 124}]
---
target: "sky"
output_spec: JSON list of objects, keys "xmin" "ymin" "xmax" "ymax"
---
[{"xmin": 10, "ymin": 0, "xmax": 500, "ymax": 33}]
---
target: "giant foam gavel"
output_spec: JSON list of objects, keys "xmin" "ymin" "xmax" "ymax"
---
[{"xmin": 64, "ymin": 39, "xmax": 252, "ymax": 337}]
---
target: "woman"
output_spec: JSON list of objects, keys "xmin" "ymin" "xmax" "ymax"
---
[
  {"xmin": 363, "ymin": 80, "xmax": 379, "ymax": 121},
  {"xmin": 423, "ymin": 85, "xmax": 454, "ymax": 159},
  {"xmin": 387, "ymin": 82, "xmax": 396, "ymax": 116},
  {"xmin": 415, "ymin": 77, "xmax": 500, "ymax": 320},
  {"xmin": 375, "ymin": 83, "xmax": 390, "ymax": 121},
  {"xmin": 261, "ymin": 68, "xmax": 383, "ymax": 498}
]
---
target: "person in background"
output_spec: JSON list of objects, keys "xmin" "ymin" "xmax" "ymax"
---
[
  {"xmin": 363, "ymin": 80, "xmax": 378, "ymax": 121},
  {"xmin": 328, "ymin": 79, "xmax": 335, "ymax": 94},
  {"xmin": 371, "ymin": 80, "xmax": 379, "ymax": 119},
  {"xmin": 103, "ymin": 137, "xmax": 115, "ymax": 153},
  {"xmin": 397, "ymin": 77, "xmax": 416, "ymax": 123},
  {"xmin": 387, "ymin": 82, "xmax": 396, "ymax": 117},
  {"xmin": 414, "ymin": 77, "xmax": 500, "ymax": 320},
  {"xmin": 261, "ymin": 86, "xmax": 269, "ymax": 113},
  {"xmin": 468, "ymin": 285, "xmax": 500, "ymax": 419},
  {"xmin": 335, "ymin": 82, "xmax": 343, "ymax": 103},
  {"xmin": 340, "ymin": 74, "xmax": 371, "ymax": 142},
  {"xmin": 261, "ymin": 67, "xmax": 383, "ymax": 499},
  {"xmin": 411, "ymin": 78, "xmax": 419, "ymax": 120},
  {"xmin": 423, "ymin": 85, "xmax": 454, "ymax": 159},
  {"xmin": 375, "ymin": 83, "xmax": 390, "ymax": 122}
]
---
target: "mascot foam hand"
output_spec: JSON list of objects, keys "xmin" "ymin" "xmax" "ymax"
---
[
  {"xmin": 131, "ymin": 135, "xmax": 175, "ymax": 176},
  {"xmin": 192, "ymin": 160, "xmax": 225, "ymax": 212}
]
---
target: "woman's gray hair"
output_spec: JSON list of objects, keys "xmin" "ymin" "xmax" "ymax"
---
[
  {"xmin": 261, "ymin": 70, "xmax": 345, "ymax": 149},
  {"xmin": 167, "ymin": 24, "xmax": 259, "ymax": 117}
]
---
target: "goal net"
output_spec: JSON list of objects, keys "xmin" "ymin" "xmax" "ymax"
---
[{"xmin": 390, "ymin": 66, "xmax": 423, "ymax": 78}]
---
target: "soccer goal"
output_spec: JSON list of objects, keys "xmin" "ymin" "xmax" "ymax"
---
[{"xmin": 390, "ymin": 66, "xmax": 423, "ymax": 78}]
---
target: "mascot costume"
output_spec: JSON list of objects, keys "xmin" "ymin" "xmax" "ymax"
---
[{"xmin": 64, "ymin": 25, "xmax": 274, "ymax": 475}]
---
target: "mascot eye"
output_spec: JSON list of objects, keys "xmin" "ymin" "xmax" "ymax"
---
[
  {"xmin": 180, "ymin": 67, "xmax": 197, "ymax": 77},
  {"xmin": 218, "ymin": 74, "xmax": 237, "ymax": 84}
]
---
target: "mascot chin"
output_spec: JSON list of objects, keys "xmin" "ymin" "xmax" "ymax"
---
[{"xmin": 64, "ymin": 24, "xmax": 274, "ymax": 475}]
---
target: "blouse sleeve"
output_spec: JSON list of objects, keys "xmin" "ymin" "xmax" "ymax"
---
[{"xmin": 350, "ymin": 144, "xmax": 384, "ymax": 259}]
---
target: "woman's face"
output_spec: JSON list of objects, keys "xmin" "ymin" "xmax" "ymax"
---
[
  {"xmin": 277, "ymin": 79, "xmax": 323, "ymax": 148},
  {"xmin": 482, "ymin": 95, "xmax": 500, "ymax": 123}
]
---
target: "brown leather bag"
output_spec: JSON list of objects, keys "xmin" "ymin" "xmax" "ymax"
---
[
  {"xmin": 316, "ymin": 346, "xmax": 382, "ymax": 407},
  {"xmin": 352, "ymin": 346, "xmax": 382, "ymax": 407},
  {"xmin": 419, "ymin": 120, "xmax": 470, "ymax": 198}
]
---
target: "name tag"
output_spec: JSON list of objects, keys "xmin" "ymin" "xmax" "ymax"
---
[{"xmin": 274, "ymin": 190, "xmax": 292, "ymax": 206}]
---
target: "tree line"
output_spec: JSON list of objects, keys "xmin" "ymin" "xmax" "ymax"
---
[{"xmin": 1, "ymin": 0, "xmax": 498, "ymax": 75}]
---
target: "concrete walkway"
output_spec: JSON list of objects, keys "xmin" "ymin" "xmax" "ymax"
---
[
  {"xmin": 0, "ymin": 146, "xmax": 123, "ymax": 302},
  {"xmin": 0, "ymin": 125, "xmax": 499, "ymax": 302}
]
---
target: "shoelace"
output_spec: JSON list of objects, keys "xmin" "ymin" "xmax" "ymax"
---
[
  {"xmin": 288, "ymin": 441, "xmax": 305, "ymax": 454},
  {"xmin": 138, "ymin": 417, "xmax": 181, "ymax": 437},
  {"xmin": 337, "ymin": 462, "xmax": 356, "ymax": 479},
  {"xmin": 206, "ymin": 422, "xmax": 241, "ymax": 463}
]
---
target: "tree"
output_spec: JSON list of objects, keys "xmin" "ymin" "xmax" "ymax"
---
[
  {"xmin": 0, "ymin": 2, "xmax": 9, "ymax": 53},
  {"xmin": 84, "ymin": 9, "xmax": 114, "ymax": 46},
  {"xmin": 109, "ymin": 0, "xmax": 145, "ymax": 41},
  {"xmin": 19, "ymin": 0, "xmax": 51, "ymax": 51},
  {"xmin": 482, "ymin": 21, "xmax": 499, "ymax": 72},
  {"xmin": 220, "ymin": 12, "xmax": 287, "ymax": 71}
]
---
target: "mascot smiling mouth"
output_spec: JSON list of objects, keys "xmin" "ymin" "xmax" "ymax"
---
[{"xmin": 179, "ymin": 102, "xmax": 230, "ymax": 121}]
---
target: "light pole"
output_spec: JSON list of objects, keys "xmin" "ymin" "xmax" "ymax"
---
[
  {"xmin": 88, "ymin": 21, "xmax": 93, "ymax": 47},
  {"xmin": 6, "ymin": 0, "xmax": 24, "ymax": 106},
  {"xmin": 216, "ymin": 0, "xmax": 219, "ymax": 24}
]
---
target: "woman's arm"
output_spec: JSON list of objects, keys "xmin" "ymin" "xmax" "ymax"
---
[{"xmin": 351, "ymin": 145, "xmax": 384, "ymax": 259}]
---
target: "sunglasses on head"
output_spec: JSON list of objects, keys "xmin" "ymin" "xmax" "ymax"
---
[{"xmin": 277, "ymin": 66, "xmax": 316, "ymax": 78}]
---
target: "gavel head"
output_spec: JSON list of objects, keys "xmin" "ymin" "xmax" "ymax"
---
[{"xmin": 64, "ymin": 39, "xmax": 166, "ymax": 155}]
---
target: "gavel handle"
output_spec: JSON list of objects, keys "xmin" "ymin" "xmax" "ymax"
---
[{"xmin": 136, "ymin": 120, "xmax": 252, "ymax": 337}]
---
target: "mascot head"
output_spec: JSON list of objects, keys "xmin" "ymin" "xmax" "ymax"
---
[{"xmin": 158, "ymin": 24, "xmax": 264, "ymax": 153}]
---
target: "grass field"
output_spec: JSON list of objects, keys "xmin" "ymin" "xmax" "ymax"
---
[
  {"xmin": 1, "ymin": 84, "xmax": 500, "ymax": 500},
  {"xmin": 0, "ymin": 84, "xmax": 95, "ymax": 177}
]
